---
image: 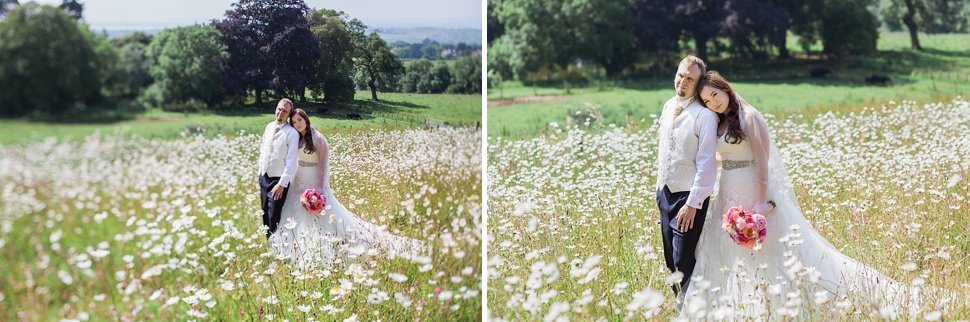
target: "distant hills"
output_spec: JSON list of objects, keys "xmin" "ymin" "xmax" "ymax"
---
[
  {"xmin": 101, "ymin": 27, "xmax": 482, "ymax": 46},
  {"xmin": 375, "ymin": 27, "xmax": 481, "ymax": 45}
]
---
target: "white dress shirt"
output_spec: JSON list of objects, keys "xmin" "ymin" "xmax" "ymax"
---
[
  {"xmin": 258, "ymin": 121, "xmax": 299, "ymax": 188},
  {"xmin": 656, "ymin": 96, "xmax": 718, "ymax": 209}
]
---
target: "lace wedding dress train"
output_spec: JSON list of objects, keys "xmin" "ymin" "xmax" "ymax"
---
[
  {"xmin": 268, "ymin": 130, "xmax": 426, "ymax": 270},
  {"xmin": 682, "ymin": 105, "xmax": 919, "ymax": 319}
]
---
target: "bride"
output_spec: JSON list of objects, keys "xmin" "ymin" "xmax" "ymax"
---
[
  {"xmin": 268, "ymin": 108, "xmax": 425, "ymax": 269},
  {"xmin": 683, "ymin": 71, "xmax": 918, "ymax": 318}
]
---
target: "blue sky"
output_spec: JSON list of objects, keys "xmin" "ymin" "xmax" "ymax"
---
[{"xmin": 31, "ymin": 0, "xmax": 482, "ymax": 30}]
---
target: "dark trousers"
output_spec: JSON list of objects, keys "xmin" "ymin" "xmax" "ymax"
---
[
  {"xmin": 260, "ymin": 173, "xmax": 289, "ymax": 239},
  {"xmin": 657, "ymin": 185, "xmax": 710, "ymax": 295}
]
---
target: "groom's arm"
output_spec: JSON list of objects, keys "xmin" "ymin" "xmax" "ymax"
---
[
  {"xmin": 277, "ymin": 128, "xmax": 300, "ymax": 189},
  {"xmin": 257, "ymin": 123, "xmax": 273, "ymax": 176},
  {"xmin": 655, "ymin": 99, "xmax": 674, "ymax": 192},
  {"xmin": 686, "ymin": 110, "xmax": 719, "ymax": 209}
]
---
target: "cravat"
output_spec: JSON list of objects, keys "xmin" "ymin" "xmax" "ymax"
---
[{"xmin": 674, "ymin": 97, "xmax": 695, "ymax": 118}]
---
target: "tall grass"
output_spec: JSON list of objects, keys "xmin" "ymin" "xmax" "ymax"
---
[
  {"xmin": 487, "ymin": 99, "xmax": 970, "ymax": 320},
  {"xmin": 0, "ymin": 127, "xmax": 482, "ymax": 321}
]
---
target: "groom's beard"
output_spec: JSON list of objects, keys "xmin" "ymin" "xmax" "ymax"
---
[{"xmin": 677, "ymin": 91, "xmax": 687, "ymax": 99}]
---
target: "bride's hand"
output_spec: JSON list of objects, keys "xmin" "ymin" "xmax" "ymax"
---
[{"xmin": 754, "ymin": 201, "xmax": 775, "ymax": 215}]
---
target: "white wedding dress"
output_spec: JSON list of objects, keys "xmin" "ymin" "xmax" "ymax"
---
[
  {"xmin": 268, "ymin": 129, "xmax": 425, "ymax": 269},
  {"xmin": 683, "ymin": 104, "xmax": 918, "ymax": 318}
]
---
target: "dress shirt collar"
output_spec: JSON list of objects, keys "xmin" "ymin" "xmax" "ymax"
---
[{"xmin": 677, "ymin": 96, "xmax": 696, "ymax": 109}]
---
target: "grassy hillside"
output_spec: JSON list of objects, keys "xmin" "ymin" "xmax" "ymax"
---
[
  {"xmin": 0, "ymin": 92, "xmax": 481, "ymax": 145},
  {"xmin": 486, "ymin": 32, "xmax": 970, "ymax": 139}
]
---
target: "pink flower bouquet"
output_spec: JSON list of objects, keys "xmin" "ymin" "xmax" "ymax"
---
[
  {"xmin": 300, "ymin": 189, "xmax": 326, "ymax": 214},
  {"xmin": 722, "ymin": 206, "xmax": 767, "ymax": 249}
]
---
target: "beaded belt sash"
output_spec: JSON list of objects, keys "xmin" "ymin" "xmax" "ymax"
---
[
  {"xmin": 299, "ymin": 160, "xmax": 318, "ymax": 167},
  {"xmin": 722, "ymin": 160, "xmax": 753, "ymax": 170}
]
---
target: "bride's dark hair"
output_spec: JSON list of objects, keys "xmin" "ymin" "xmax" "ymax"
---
[
  {"xmin": 697, "ymin": 71, "xmax": 746, "ymax": 144},
  {"xmin": 293, "ymin": 108, "xmax": 316, "ymax": 154}
]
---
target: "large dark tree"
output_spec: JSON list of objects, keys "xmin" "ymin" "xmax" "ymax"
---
[
  {"xmin": 718, "ymin": 0, "xmax": 790, "ymax": 60},
  {"xmin": 629, "ymin": 0, "xmax": 678, "ymax": 53},
  {"xmin": 307, "ymin": 9, "xmax": 363, "ymax": 102},
  {"xmin": 0, "ymin": 3, "xmax": 114, "ymax": 117},
  {"xmin": 0, "ymin": 0, "xmax": 18, "ymax": 16},
  {"xmin": 354, "ymin": 32, "xmax": 403, "ymax": 101},
  {"xmin": 760, "ymin": 0, "xmax": 807, "ymax": 59},
  {"xmin": 673, "ymin": 0, "xmax": 725, "ymax": 63},
  {"xmin": 213, "ymin": 0, "xmax": 319, "ymax": 104},
  {"xmin": 59, "ymin": 0, "xmax": 82, "ymax": 20},
  {"xmin": 630, "ymin": 0, "xmax": 797, "ymax": 63}
]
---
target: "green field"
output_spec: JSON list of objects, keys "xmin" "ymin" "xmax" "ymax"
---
[
  {"xmin": 486, "ymin": 32, "xmax": 970, "ymax": 139},
  {"xmin": 0, "ymin": 92, "xmax": 481, "ymax": 145}
]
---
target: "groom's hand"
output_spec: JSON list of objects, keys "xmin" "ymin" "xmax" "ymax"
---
[
  {"xmin": 676, "ymin": 206, "xmax": 697, "ymax": 232},
  {"xmin": 271, "ymin": 185, "xmax": 285, "ymax": 200}
]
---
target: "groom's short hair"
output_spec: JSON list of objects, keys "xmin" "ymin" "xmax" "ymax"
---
[
  {"xmin": 679, "ymin": 56, "xmax": 707, "ymax": 79},
  {"xmin": 279, "ymin": 98, "xmax": 293, "ymax": 109}
]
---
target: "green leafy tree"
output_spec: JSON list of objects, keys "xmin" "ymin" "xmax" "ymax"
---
[
  {"xmin": 0, "ymin": 2, "xmax": 114, "ymax": 117},
  {"xmin": 143, "ymin": 25, "xmax": 228, "ymax": 109},
  {"xmin": 492, "ymin": 0, "xmax": 633, "ymax": 79},
  {"xmin": 820, "ymin": 0, "xmax": 877, "ymax": 56},
  {"xmin": 307, "ymin": 9, "xmax": 363, "ymax": 102},
  {"xmin": 106, "ymin": 42, "xmax": 153, "ymax": 99},
  {"xmin": 883, "ymin": 0, "xmax": 969, "ymax": 51},
  {"xmin": 398, "ymin": 59, "xmax": 451, "ymax": 94},
  {"xmin": 111, "ymin": 31, "xmax": 153, "ymax": 48},
  {"xmin": 423, "ymin": 61, "xmax": 451, "ymax": 94},
  {"xmin": 398, "ymin": 59, "xmax": 431, "ymax": 93},
  {"xmin": 446, "ymin": 55, "xmax": 482, "ymax": 94},
  {"xmin": 487, "ymin": 0, "xmax": 503, "ymax": 44},
  {"xmin": 354, "ymin": 32, "xmax": 403, "ymax": 101},
  {"xmin": 790, "ymin": 0, "xmax": 877, "ymax": 56}
]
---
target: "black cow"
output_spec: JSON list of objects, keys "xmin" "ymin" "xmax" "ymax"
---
[
  {"xmin": 809, "ymin": 67, "xmax": 832, "ymax": 78},
  {"xmin": 866, "ymin": 74, "xmax": 892, "ymax": 86},
  {"xmin": 347, "ymin": 112, "xmax": 362, "ymax": 120}
]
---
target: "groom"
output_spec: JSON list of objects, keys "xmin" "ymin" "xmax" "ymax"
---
[
  {"xmin": 655, "ymin": 56, "xmax": 718, "ymax": 295},
  {"xmin": 258, "ymin": 98, "xmax": 300, "ymax": 239}
]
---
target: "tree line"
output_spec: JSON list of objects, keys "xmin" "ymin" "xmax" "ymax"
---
[
  {"xmin": 0, "ymin": 0, "xmax": 482, "ymax": 118},
  {"xmin": 391, "ymin": 40, "xmax": 481, "ymax": 61},
  {"xmin": 487, "ymin": 0, "xmax": 970, "ymax": 81}
]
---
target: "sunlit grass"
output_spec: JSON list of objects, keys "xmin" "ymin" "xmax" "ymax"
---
[
  {"xmin": 486, "ymin": 32, "xmax": 970, "ymax": 139},
  {"xmin": 0, "ymin": 91, "xmax": 481, "ymax": 145}
]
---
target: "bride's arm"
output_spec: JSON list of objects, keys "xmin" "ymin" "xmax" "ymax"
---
[
  {"xmin": 314, "ymin": 129, "xmax": 330, "ymax": 190},
  {"xmin": 745, "ymin": 106, "xmax": 773, "ymax": 214}
]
